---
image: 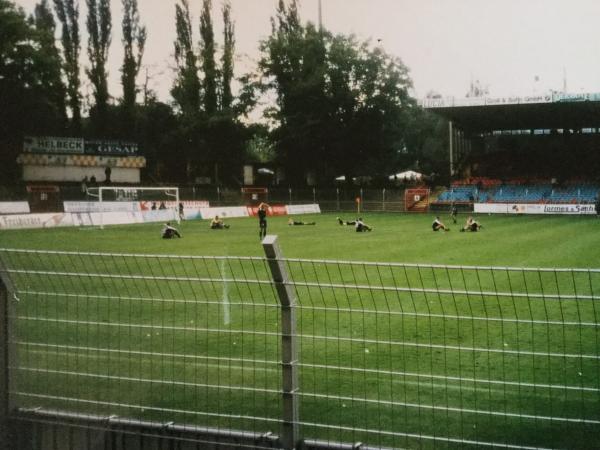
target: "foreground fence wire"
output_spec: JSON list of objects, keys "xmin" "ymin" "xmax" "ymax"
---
[{"xmin": 0, "ymin": 240, "xmax": 599, "ymax": 449}]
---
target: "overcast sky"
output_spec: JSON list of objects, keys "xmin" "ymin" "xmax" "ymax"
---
[{"xmin": 13, "ymin": 0, "xmax": 600, "ymax": 102}]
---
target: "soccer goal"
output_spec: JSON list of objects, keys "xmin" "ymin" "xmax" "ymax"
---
[{"xmin": 86, "ymin": 186, "xmax": 180, "ymax": 229}]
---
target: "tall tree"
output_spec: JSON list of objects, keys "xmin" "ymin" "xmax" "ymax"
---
[
  {"xmin": 86, "ymin": 0, "xmax": 111, "ymax": 134},
  {"xmin": 120, "ymin": 0, "xmax": 146, "ymax": 131},
  {"xmin": 172, "ymin": 0, "xmax": 200, "ymax": 117},
  {"xmin": 1, "ymin": 0, "xmax": 68, "ymax": 179},
  {"xmin": 199, "ymin": 0, "xmax": 217, "ymax": 115},
  {"xmin": 220, "ymin": 0, "xmax": 234, "ymax": 110},
  {"xmin": 33, "ymin": 0, "xmax": 68, "ymax": 126},
  {"xmin": 53, "ymin": 0, "xmax": 81, "ymax": 132}
]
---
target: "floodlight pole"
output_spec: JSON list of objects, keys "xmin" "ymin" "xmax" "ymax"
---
[{"xmin": 262, "ymin": 236, "xmax": 300, "ymax": 450}]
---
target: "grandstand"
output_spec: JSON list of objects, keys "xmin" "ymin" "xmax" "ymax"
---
[{"xmin": 424, "ymin": 93, "xmax": 600, "ymax": 209}]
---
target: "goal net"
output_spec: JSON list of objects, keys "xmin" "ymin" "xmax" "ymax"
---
[
  {"xmin": 404, "ymin": 188, "xmax": 430, "ymax": 212},
  {"xmin": 86, "ymin": 186, "xmax": 180, "ymax": 228}
]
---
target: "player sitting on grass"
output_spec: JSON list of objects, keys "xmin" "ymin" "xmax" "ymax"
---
[
  {"xmin": 460, "ymin": 216, "xmax": 482, "ymax": 232},
  {"xmin": 432, "ymin": 216, "xmax": 450, "ymax": 232},
  {"xmin": 355, "ymin": 218, "xmax": 372, "ymax": 232},
  {"xmin": 337, "ymin": 217, "xmax": 356, "ymax": 226},
  {"xmin": 161, "ymin": 222, "xmax": 181, "ymax": 239},
  {"xmin": 210, "ymin": 216, "xmax": 230, "ymax": 229},
  {"xmin": 288, "ymin": 217, "xmax": 316, "ymax": 226}
]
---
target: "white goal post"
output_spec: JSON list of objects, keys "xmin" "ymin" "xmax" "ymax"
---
[{"xmin": 87, "ymin": 186, "xmax": 180, "ymax": 229}]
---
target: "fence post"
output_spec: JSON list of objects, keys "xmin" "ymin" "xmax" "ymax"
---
[
  {"xmin": 0, "ymin": 268, "xmax": 12, "ymax": 450},
  {"xmin": 382, "ymin": 188, "xmax": 386, "ymax": 211},
  {"xmin": 336, "ymin": 188, "xmax": 340, "ymax": 211},
  {"xmin": 262, "ymin": 236, "xmax": 300, "ymax": 450}
]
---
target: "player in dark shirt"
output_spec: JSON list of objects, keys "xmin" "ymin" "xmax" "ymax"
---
[
  {"xmin": 354, "ymin": 218, "xmax": 372, "ymax": 232},
  {"xmin": 432, "ymin": 216, "xmax": 450, "ymax": 231},
  {"xmin": 451, "ymin": 203, "xmax": 458, "ymax": 224},
  {"xmin": 258, "ymin": 202, "xmax": 270, "ymax": 240},
  {"xmin": 161, "ymin": 222, "xmax": 181, "ymax": 239}
]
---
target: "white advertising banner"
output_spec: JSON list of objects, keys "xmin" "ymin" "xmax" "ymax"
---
[
  {"xmin": 64, "ymin": 201, "xmax": 141, "ymax": 213},
  {"xmin": 474, "ymin": 203, "xmax": 596, "ymax": 215},
  {"xmin": 141, "ymin": 210, "xmax": 178, "ymax": 223},
  {"xmin": 286, "ymin": 204, "xmax": 321, "ymax": 214},
  {"xmin": 199, "ymin": 207, "xmax": 249, "ymax": 220},
  {"xmin": 0, "ymin": 213, "xmax": 74, "ymax": 230},
  {"xmin": 0, "ymin": 202, "xmax": 30, "ymax": 214}
]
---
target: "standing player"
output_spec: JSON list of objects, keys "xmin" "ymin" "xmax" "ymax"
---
[
  {"xmin": 432, "ymin": 216, "xmax": 450, "ymax": 231},
  {"xmin": 451, "ymin": 203, "xmax": 458, "ymax": 224},
  {"xmin": 258, "ymin": 202, "xmax": 270, "ymax": 240}
]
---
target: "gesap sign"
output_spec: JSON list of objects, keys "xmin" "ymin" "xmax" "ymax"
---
[
  {"xmin": 84, "ymin": 140, "xmax": 139, "ymax": 156},
  {"xmin": 24, "ymin": 136, "xmax": 84, "ymax": 154}
]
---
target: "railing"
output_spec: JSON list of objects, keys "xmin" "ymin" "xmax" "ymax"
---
[{"xmin": 0, "ymin": 242, "xmax": 599, "ymax": 449}]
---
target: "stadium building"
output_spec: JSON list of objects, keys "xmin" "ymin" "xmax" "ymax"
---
[{"xmin": 424, "ymin": 92, "xmax": 600, "ymax": 213}]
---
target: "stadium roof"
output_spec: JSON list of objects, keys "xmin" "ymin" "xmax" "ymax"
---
[{"xmin": 421, "ymin": 92, "xmax": 600, "ymax": 132}]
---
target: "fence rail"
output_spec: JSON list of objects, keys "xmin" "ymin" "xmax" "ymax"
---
[{"xmin": 0, "ymin": 242, "xmax": 599, "ymax": 449}]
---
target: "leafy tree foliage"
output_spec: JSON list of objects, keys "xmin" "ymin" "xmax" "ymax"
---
[
  {"xmin": 120, "ymin": 0, "xmax": 146, "ymax": 132},
  {"xmin": 171, "ymin": 0, "xmax": 200, "ymax": 118},
  {"xmin": 0, "ymin": 0, "xmax": 69, "ymax": 179},
  {"xmin": 53, "ymin": 0, "xmax": 81, "ymax": 131},
  {"xmin": 86, "ymin": 0, "xmax": 111, "ymax": 134},
  {"xmin": 199, "ymin": 0, "xmax": 217, "ymax": 115},
  {"xmin": 220, "ymin": 0, "xmax": 234, "ymax": 110},
  {"xmin": 33, "ymin": 0, "xmax": 68, "ymax": 126},
  {"xmin": 259, "ymin": 1, "xmax": 416, "ymax": 185}
]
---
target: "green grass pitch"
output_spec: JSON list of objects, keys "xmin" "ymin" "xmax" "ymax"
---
[{"xmin": 2, "ymin": 212, "xmax": 600, "ymax": 449}]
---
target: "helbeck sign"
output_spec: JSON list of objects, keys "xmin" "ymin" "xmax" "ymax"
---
[
  {"xmin": 24, "ymin": 137, "xmax": 138, "ymax": 156},
  {"xmin": 24, "ymin": 136, "xmax": 84, "ymax": 154}
]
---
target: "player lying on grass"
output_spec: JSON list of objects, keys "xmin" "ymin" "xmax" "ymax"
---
[
  {"xmin": 460, "ymin": 216, "xmax": 483, "ymax": 232},
  {"xmin": 338, "ymin": 217, "xmax": 372, "ymax": 231},
  {"xmin": 210, "ymin": 216, "xmax": 230, "ymax": 229},
  {"xmin": 288, "ymin": 217, "xmax": 316, "ymax": 226},
  {"xmin": 161, "ymin": 222, "xmax": 182, "ymax": 239},
  {"xmin": 355, "ymin": 218, "xmax": 372, "ymax": 232},
  {"xmin": 337, "ymin": 217, "xmax": 356, "ymax": 226},
  {"xmin": 432, "ymin": 216, "xmax": 450, "ymax": 232}
]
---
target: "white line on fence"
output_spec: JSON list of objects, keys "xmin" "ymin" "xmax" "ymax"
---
[
  {"xmin": 298, "ymin": 362, "xmax": 600, "ymax": 393},
  {"xmin": 15, "ymin": 367, "xmax": 281, "ymax": 395},
  {"xmin": 298, "ymin": 391, "xmax": 600, "ymax": 424},
  {"xmin": 296, "ymin": 332, "xmax": 600, "ymax": 360},
  {"xmin": 15, "ymin": 290, "xmax": 599, "ymax": 328},
  {"xmin": 283, "ymin": 257, "xmax": 600, "ymax": 274},
  {"xmin": 15, "ymin": 315, "xmax": 599, "ymax": 360},
  {"xmin": 15, "ymin": 341, "xmax": 280, "ymax": 368}
]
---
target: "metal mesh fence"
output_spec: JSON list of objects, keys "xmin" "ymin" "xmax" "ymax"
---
[
  {"xmin": 0, "ymin": 249, "xmax": 283, "ymax": 448},
  {"xmin": 0, "ymin": 246, "xmax": 599, "ymax": 449},
  {"xmin": 284, "ymin": 259, "xmax": 600, "ymax": 449}
]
